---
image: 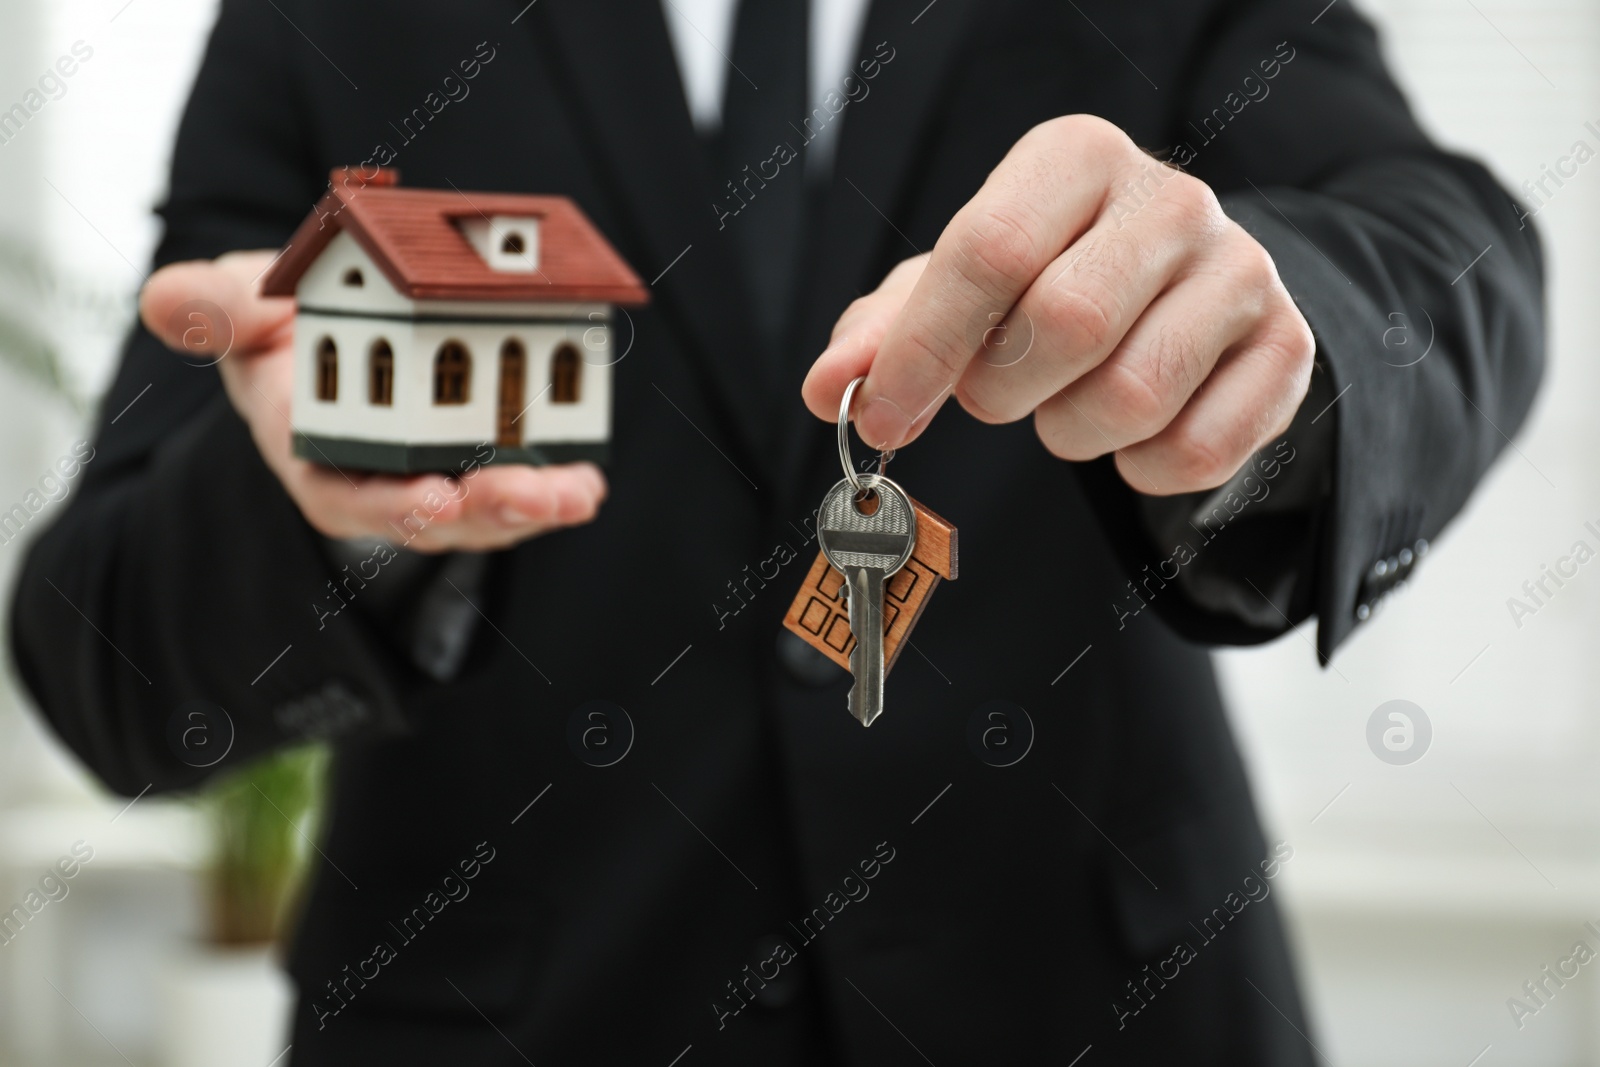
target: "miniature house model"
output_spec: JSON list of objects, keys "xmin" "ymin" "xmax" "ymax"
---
[{"xmin": 261, "ymin": 168, "xmax": 648, "ymax": 472}]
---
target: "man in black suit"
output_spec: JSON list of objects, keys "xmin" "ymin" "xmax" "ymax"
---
[{"xmin": 10, "ymin": 0, "xmax": 1542, "ymax": 1063}]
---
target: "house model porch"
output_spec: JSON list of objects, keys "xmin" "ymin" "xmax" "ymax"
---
[{"xmin": 260, "ymin": 168, "xmax": 649, "ymax": 473}]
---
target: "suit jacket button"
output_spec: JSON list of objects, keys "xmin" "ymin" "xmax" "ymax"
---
[
  {"xmin": 777, "ymin": 631, "xmax": 840, "ymax": 687},
  {"xmin": 748, "ymin": 934, "xmax": 804, "ymax": 1008},
  {"xmin": 1356, "ymin": 602, "xmax": 1372, "ymax": 621}
]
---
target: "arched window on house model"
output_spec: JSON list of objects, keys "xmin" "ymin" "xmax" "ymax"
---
[
  {"xmin": 315, "ymin": 337, "xmax": 338, "ymax": 401},
  {"xmin": 434, "ymin": 341, "xmax": 471, "ymax": 404},
  {"xmin": 342, "ymin": 267, "xmax": 364, "ymax": 287},
  {"xmin": 551, "ymin": 343, "xmax": 581, "ymax": 404},
  {"xmin": 369, "ymin": 339, "xmax": 394, "ymax": 405}
]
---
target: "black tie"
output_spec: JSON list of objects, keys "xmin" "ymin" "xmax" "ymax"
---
[{"xmin": 714, "ymin": 0, "xmax": 809, "ymax": 361}]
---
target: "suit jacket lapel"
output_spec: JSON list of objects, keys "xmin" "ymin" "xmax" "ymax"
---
[
  {"xmin": 776, "ymin": 0, "xmax": 986, "ymax": 506},
  {"xmin": 527, "ymin": 0, "xmax": 775, "ymax": 475},
  {"xmin": 526, "ymin": 0, "xmax": 984, "ymax": 499}
]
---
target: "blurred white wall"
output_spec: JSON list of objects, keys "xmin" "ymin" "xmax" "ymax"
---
[
  {"xmin": 0, "ymin": 0, "xmax": 217, "ymax": 802},
  {"xmin": 0, "ymin": 0, "xmax": 1595, "ymax": 1064},
  {"xmin": 0, "ymin": 3, "xmax": 218, "ymax": 1065},
  {"xmin": 1218, "ymin": 2, "xmax": 1600, "ymax": 1065}
]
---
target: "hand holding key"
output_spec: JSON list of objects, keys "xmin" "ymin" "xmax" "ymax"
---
[{"xmin": 802, "ymin": 114, "xmax": 1315, "ymax": 496}]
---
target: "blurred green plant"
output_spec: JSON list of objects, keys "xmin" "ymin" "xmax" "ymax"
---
[
  {"xmin": 0, "ymin": 234, "xmax": 134, "ymax": 415},
  {"xmin": 202, "ymin": 744, "xmax": 330, "ymax": 946},
  {"xmin": 0, "ymin": 312, "xmax": 80, "ymax": 411}
]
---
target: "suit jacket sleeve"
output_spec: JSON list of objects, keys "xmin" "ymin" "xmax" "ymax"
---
[
  {"xmin": 8, "ymin": 0, "xmax": 420, "ymax": 796},
  {"xmin": 1075, "ymin": 0, "xmax": 1545, "ymax": 663}
]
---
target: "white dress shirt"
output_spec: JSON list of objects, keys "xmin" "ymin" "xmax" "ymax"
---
[{"xmin": 660, "ymin": 0, "xmax": 871, "ymax": 170}]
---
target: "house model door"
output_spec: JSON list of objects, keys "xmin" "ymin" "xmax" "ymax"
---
[{"xmin": 497, "ymin": 341, "xmax": 525, "ymax": 447}]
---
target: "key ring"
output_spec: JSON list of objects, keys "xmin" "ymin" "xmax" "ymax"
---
[{"xmin": 837, "ymin": 376, "xmax": 893, "ymax": 493}]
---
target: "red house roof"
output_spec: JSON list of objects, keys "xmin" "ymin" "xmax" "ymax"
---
[{"xmin": 261, "ymin": 168, "xmax": 650, "ymax": 306}]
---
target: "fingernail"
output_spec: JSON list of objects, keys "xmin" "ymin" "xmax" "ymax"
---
[
  {"xmin": 818, "ymin": 335, "xmax": 852, "ymax": 361},
  {"xmin": 499, "ymin": 506, "xmax": 536, "ymax": 525},
  {"xmin": 856, "ymin": 394, "xmax": 913, "ymax": 450}
]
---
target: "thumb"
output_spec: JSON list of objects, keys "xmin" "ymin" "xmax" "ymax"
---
[{"xmin": 140, "ymin": 250, "xmax": 294, "ymax": 362}]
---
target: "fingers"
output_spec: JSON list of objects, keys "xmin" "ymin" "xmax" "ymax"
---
[
  {"xmin": 849, "ymin": 116, "xmax": 1130, "ymax": 448},
  {"xmin": 291, "ymin": 468, "xmax": 467, "ymax": 542},
  {"xmin": 1109, "ymin": 311, "xmax": 1314, "ymax": 495},
  {"xmin": 803, "ymin": 114, "xmax": 1315, "ymax": 500},
  {"xmin": 140, "ymin": 250, "xmax": 294, "ymax": 361},
  {"xmin": 1030, "ymin": 220, "xmax": 1313, "ymax": 493},
  {"xmin": 287, "ymin": 462, "xmax": 610, "ymax": 552},
  {"xmin": 416, "ymin": 463, "xmax": 608, "ymax": 551},
  {"xmin": 456, "ymin": 462, "xmax": 607, "ymax": 531},
  {"xmin": 952, "ymin": 181, "xmax": 1210, "ymax": 425},
  {"xmin": 1030, "ymin": 257, "xmax": 1262, "ymax": 463}
]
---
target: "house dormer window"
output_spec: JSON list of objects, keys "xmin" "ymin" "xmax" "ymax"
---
[
  {"xmin": 458, "ymin": 216, "xmax": 541, "ymax": 272},
  {"xmin": 342, "ymin": 267, "xmax": 364, "ymax": 287},
  {"xmin": 434, "ymin": 341, "xmax": 471, "ymax": 404},
  {"xmin": 315, "ymin": 337, "xmax": 338, "ymax": 401}
]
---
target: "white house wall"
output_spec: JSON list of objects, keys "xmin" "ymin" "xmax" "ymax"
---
[
  {"xmin": 406, "ymin": 320, "xmax": 611, "ymax": 446},
  {"xmin": 291, "ymin": 234, "xmax": 616, "ymax": 449},
  {"xmin": 291, "ymin": 312, "xmax": 419, "ymax": 442},
  {"xmin": 292, "ymin": 312, "xmax": 612, "ymax": 447},
  {"xmin": 296, "ymin": 230, "xmax": 411, "ymax": 316},
  {"xmin": 529, "ymin": 319, "xmax": 612, "ymax": 445}
]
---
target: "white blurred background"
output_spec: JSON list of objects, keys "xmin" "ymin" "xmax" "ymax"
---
[{"xmin": 0, "ymin": 0, "xmax": 1594, "ymax": 1063}]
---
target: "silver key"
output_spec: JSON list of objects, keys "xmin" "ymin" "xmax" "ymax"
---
[{"xmin": 816, "ymin": 474, "xmax": 918, "ymax": 726}]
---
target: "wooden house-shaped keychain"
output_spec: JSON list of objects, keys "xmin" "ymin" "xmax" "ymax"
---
[{"xmin": 261, "ymin": 168, "xmax": 648, "ymax": 473}]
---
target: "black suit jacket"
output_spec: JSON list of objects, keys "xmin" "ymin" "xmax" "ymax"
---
[{"xmin": 10, "ymin": 0, "xmax": 1542, "ymax": 1063}]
